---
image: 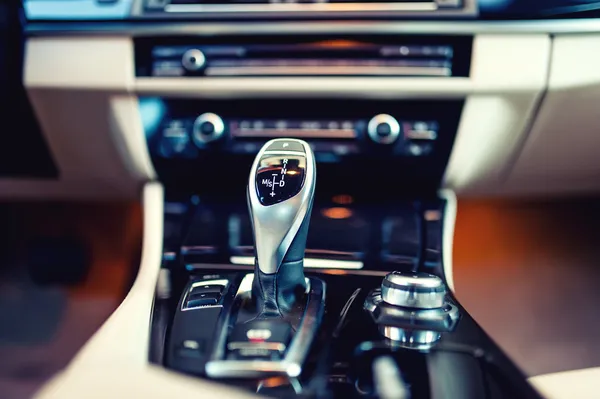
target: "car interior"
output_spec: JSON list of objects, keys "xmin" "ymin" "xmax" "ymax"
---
[{"xmin": 2, "ymin": 0, "xmax": 600, "ymax": 398}]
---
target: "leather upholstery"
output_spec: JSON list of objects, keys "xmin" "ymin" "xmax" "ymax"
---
[{"xmin": 251, "ymin": 199, "xmax": 313, "ymax": 316}]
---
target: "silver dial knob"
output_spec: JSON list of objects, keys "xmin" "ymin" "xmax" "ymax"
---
[
  {"xmin": 381, "ymin": 271, "xmax": 446, "ymax": 309},
  {"xmin": 367, "ymin": 114, "xmax": 401, "ymax": 145},
  {"xmin": 182, "ymin": 49, "xmax": 206, "ymax": 72},
  {"xmin": 193, "ymin": 113, "xmax": 225, "ymax": 145}
]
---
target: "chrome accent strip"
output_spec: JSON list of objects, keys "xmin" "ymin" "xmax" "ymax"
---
[
  {"xmin": 205, "ymin": 274, "xmax": 326, "ymax": 378},
  {"xmin": 190, "ymin": 279, "xmax": 229, "ymax": 288},
  {"xmin": 205, "ymin": 66, "xmax": 451, "ymax": 78},
  {"xmin": 261, "ymin": 150, "xmax": 307, "ymax": 156},
  {"xmin": 229, "ymin": 255, "xmax": 364, "ymax": 270},
  {"xmin": 187, "ymin": 262, "xmax": 387, "ymax": 276},
  {"xmin": 364, "ymin": 289, "xmax": 460, "ymax": 331},
  {"xmin": 379, "ymin": 326, "xmax": 441, "ymax": 349},
  {"xmin": 24, "ymin": 18, "xmax": 600, "ymax": 36},
  {"xmin": 227, "ymin": 342, "xmax": 287, "ymax": 352},
  {"xmin": 165, "ymin": 2, "xmax": 439, "ymax": 13}
]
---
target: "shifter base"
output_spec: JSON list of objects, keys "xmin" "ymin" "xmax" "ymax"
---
[{"xmin": 205, "ymin": 274, "xmax": 326, "ymax": 379}]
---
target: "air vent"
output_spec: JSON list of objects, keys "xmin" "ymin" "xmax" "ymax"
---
[{"xmin": 135, "ymin": 36, "xmax": 473, "ymax": 78}]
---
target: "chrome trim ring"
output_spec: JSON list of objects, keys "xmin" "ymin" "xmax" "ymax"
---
[
  {"xmin": 192, "ymin": 112, "xmax": 225, "ymax": 145},
  {"xmin": 367, "ymin": 114, "xmax": 401, "ymax": 145}
]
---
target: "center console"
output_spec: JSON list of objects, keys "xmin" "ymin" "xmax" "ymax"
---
[{"xmin": 139, "ymin": 32, "xmax": 541, "ymax": 398}]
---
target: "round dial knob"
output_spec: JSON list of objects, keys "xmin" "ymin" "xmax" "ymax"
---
[
  {"xmin": 192, "ymin": 113, "xmax": 225, "ymax": 145},
  {"xmin": 367, "ymin": 114, "xmax": 401, "ymax": 145},
  {"xmin": 182, "ymin": 49, "xmax": 206, "ymax": 72},
  {"xmin": 381, "ymin": 271, "xmax": 446, "ymax": 309}
]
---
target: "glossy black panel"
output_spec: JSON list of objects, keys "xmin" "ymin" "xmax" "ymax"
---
[
  {"xmin": 135, "ymin": 36, "xmax": 472, "ymax": 78},
  {"xmin": 255, "ymin": 155, "xmax": 306, "ymax": 206},
  {"xmin": 170, "ymin": 196, "xmax": 421, "ymax": 271}
]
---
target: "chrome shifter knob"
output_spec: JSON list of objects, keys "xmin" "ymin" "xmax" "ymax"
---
[{"xmin": 247, "ymin": 138, "xmax": 316, "ymax": 315}]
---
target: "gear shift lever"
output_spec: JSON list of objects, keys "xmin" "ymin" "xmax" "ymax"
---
[
  {"xmin": 205, "ymin": 139, "xmax": 322, "ymax": 378},
  {"xmin": 247, "ymin": 138, "xmax": 316, "ymax": 316}
]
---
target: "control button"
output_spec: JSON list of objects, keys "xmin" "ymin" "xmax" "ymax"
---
[
  {"xmin": 186, "ymin": 292, "xmax": 220, "ymax": 308},
  {"xmin": 229, "ymin": 348, "xmax": 283, "ymax": 361},
  {"xmin": 176, "ymin": 339, "xmax": 206, "ymax": 359},
  {"xmin": 405, "ymin": 121, "xmax": 438, "ymax": 141},
  {"xmin": 407, "ymin": 143, "xmax": 432, "ymax": 157},
  {"xmin": 190, "ymin": 284, "xmax": 223, "ymax": 295},
  {"xmin": 381, "ymin": 271, "xmax": 446, "ymax": 309},
  {"xmin": 192, "ymin": 113, "xmax": 225, "ymax": 145},
  {"xmin": 367, "ymin": 114, "xmax": 401, "ymax": 145},
  {"xmin": 181, "ymin": 49, "xmax": 206, "ymax": 72},
  {"xmin": 265, "ymin": 140, "xmax": 306, "ymax": 153}
]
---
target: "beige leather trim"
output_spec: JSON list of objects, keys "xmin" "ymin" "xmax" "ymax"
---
[
  {"xmin": 24, "ymin": 37, "xmax": 134, "ymax": 90},
  {"xmin": 505, "ymin": 34, "xmax": 600, "ymax": 196},
  {"xmin": 109, "ymin": 95, "xmax": 157, "ymax": 180},
  {"xmin": 35, "ymin": 363, "xmax": 256, "ymax": 399},
  {"xmin": 444, "ymin": 35, "xmax": 551, "ymax": 194},
  {"xmin": 33, "ymin": 182, "xmax": 255, "ymax": 398},
  {"xmin": 529, "ymin": 368, "xmax": 600, "ymax": 399},
  {"xmin": 69, "ymin": 182, "xmax": 163, "ymax": 368}
]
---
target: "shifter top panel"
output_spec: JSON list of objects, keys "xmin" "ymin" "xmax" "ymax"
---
[{"xmin": 255, "ymin": 154, "xmax": 307, "ymax": 206}]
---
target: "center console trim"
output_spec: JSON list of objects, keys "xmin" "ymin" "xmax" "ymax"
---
[{"xmin": 230, "ymin": 256, "xmax": 364, "ymax": 270}]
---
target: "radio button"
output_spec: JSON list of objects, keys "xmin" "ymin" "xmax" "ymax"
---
[
  {"xmin": 367, "ymin": 114, "xmax": 401, "ymax": 145},
  {"xmin": 265, "ymin": 140, "xmax": 305, "ymax": 153},
  {"xmin": 182, "ymin": 49, "xmax": 206, "ymax": 72}
]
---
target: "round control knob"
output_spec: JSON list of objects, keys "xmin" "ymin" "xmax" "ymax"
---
[
  {"xmin": 381, "ymin": 271, "xmax": 446, "ymax": 309},
  {"xmin": 367, "ymin": 114, "xmax": 401, "ymax": 145},
  {"xmin": 192, "ymin": 113, "xmax": 225, "ymax": 145},
  {"xmin": 182, "ymin": 49, "xmax": 206, "ymax": 72}
]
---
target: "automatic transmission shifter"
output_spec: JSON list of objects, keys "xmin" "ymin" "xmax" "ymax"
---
[
  {"xmin": 247, "ymin": 138, "xmax": 316, "ymax": 316},
  {"xmin": 205, "ymin": 139, "xmax": 323, "ymax": 378}
]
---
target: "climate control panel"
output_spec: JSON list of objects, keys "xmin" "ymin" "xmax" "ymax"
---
[{"xmin": 141, "ymin": 97, "xmax": 464, "ymax": 194}]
